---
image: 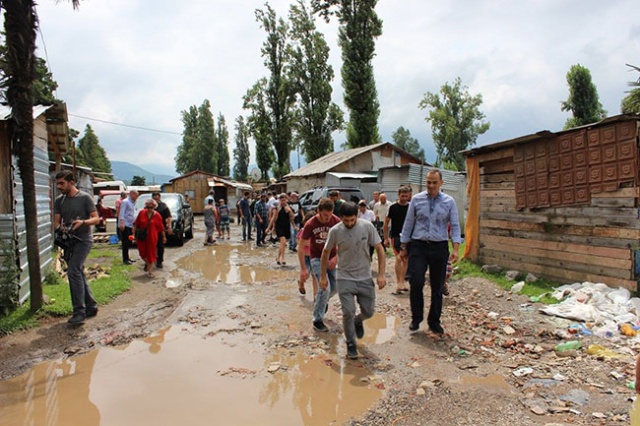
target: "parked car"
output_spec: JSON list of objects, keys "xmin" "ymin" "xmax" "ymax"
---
[
  {"xmin": 299, "ymin": 186, "xmax": 365, "ymax": 214},
  {"xmin": 134, "ymin": 193, "xmax": 194, "ymax": 246}
]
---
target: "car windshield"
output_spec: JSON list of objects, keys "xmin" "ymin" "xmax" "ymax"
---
[
  {"xmin": 101, "ymin": 195, "xmax": 120, "ymax": 210},
  {"xmin": 134, "ymin": 194, "xmax": 152, "ymax": 210},
  {"xmin": 162, "ymin": 195, "xmax": 181, "ymax": 211}
]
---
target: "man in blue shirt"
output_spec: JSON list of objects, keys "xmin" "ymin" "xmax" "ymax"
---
[
  {"xmin": 118, "ymin": 190, "xmax": 139, "ymax": 264},
  {"xmin": 399, "ymin": 170, "xmax": 461, "ymax": 335}
]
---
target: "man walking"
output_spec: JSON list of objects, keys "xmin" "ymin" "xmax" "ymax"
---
[
  {"xmin": 254, "ymin": 193, "xmax": 269, "ymax": 246},
  {"xmin": 288, "ymin": 192, "xmax": 303, "ymax": 252},
  {"xmin": 384, "ymin": 186, "xmax": 412, "ymax": 294},
  {"xmin": 53, "ymin": 171, "xmax": 100, "ymax": 325},
  {"xmin": 321, "ymin": 202, "xmax": 386, "ymax": 359},
  {"xmin": 399, "ymin": 169, "xmax": 461, "ymax": 335},
  {"xmin": 118, "ymin": 189, "xmax": 139, "ymax": 265},
  {"xmin": 298, "ymin": 198, "xmax": 340, "ymax": 332},
  {"xmin": 239, "ymin": 191, "xmax": 253, "ymax": 241},
  {"xmin": 373, "ymin": 192, "xmax": 390, "ymax": 249},
  {"xmin": 152, "ymin": 192, "xmax": 172, "ymax": 268}
]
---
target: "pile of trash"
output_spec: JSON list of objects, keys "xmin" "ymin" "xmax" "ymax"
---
[{"xmin": 539, "ymin": 282, "xmax": 640, "ymax": 339}]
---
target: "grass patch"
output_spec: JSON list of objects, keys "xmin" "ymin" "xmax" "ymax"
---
[{"xmin": 0, "ymin": 245, "xmax": 133, "ymax": 336}]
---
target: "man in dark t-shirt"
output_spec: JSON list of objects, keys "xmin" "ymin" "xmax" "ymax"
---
[
  {"xmin": 383, "ymin": 186, "xmax": 412, "ymax": 294},
  {"xmin": 54, "ymin": 170, "xmax": 100, "ymax": 325},
  {"xmin": 152, "ymin": 192, "xmax": 172, "ymax": 268},
  {"xmin": 288, "ymin": 192, "xmax": 303, "ymax": 252}
]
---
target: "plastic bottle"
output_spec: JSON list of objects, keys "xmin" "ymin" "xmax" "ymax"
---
[
  {"xmin": 554, "ymin": 340, "xmax": 582, "ymax": 352},
  {"xmin": 621, "ymin": 323, "xmax": 638, "ymax": 337}
]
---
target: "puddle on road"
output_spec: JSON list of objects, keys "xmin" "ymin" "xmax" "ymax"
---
[
  {"xmin": 360, "ymin": 313, "xmax": 399, "ymax": 345},
  {"xmin": 0, "ymin": 326, "xmax": 381, "ymax": 426},
  {"xmin": 176, "ymin": 244, "xmax": 293, "ymax": 284}
]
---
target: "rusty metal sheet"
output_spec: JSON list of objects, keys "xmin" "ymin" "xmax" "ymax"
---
[
  {"xmin": 601, "ymin": 125, "xmax": 616, "ymax": 144},
  {"xmin": 561, "ymin": 188, "xmax": 575, "ymax": 204},
  {"xmin": 513, "ymin": 146, "xmax": 524, "ymax": 162},
  {"xmin": 561, "ymin": 171, "xmax": 574, "ymax": 187},
  {"xmin": 524, "ymin": 145, "xmax": 536, "ymax": 160},
  {"xmin": 575, "ymin": 150, "xmax": 588, "ymax": 167},
  {"xmin": 559, "ymin": 136, "xmax": 572, "ymax": 153},
  {"xmin": 589, "ymin": 147, "xmax": 602, "ymax": 164},
  {"xmin": 618, "ymin": 140, "xmax": 635, "ymax": 159},
  {"xmin": 549, "ymin": 172, "xmax": 561, "ymax": 189},
  {"xmin": 573, "ymin": 132, "xmax": 587, "ymax": 150},
  {"xmin": 603, "ymin": 163, "xmax": 618, "ymax": 181},
  {"xmin": 619, "ymin": 160, "xmax": 635, "ymax": 181},
  {"xmin": 549, "ymin": 190, "xmax": 562, "ymax": 206},
  {"xmin": 536, "ymin": 173, "xmax": 548, "ymax": 189},
  {"xmin": 575, "ymin": 168, "xmax": 588, "ymax": 186},
  {"xmin": 587, "ymin": 129, "xmax": 600, "ymax": 146},
  {"xmin": 617, "ymin": 121, "xmax": 637, "ymax": 141},
  {"xmin": 549, "ymin": 156, "xmax": 561, "ymax": 172},
  {"xmin": 575, "ymin": 186, "xmax": 589, "ymax": 203},
  {"xmin": 537, "ymin": 191, "xmax": 550, "ymax": 207},
  {"xmin": 589, "ymin": 165, "xmax": 602, "ymax": 183},
  {"xmin": 602, "ymin": 143, "xmax": 617, "ymax": 163},
  {"xmin": 561, "ymin": 154, "xmax": 573, "ymax": 170},
  {"xmin": 548, "ymin": 138, "xmax": 560, "ymax": 156}
]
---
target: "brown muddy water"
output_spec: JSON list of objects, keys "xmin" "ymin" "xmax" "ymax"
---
[{"xmin": 0, "ymin": 244, "xmax": 396, "ymax": 426}]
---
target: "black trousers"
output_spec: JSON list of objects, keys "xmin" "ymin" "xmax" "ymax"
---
[
  {"xmin": 121, "ymin": 226, "xmax": 133, "ymax": 262},
  {"xmin": 156, "ymin": 231, "xmax": 164, "ymax": 264},
  {"xmin": 408, "ymin": 240, "xmax": 449, "ymax": 327}
]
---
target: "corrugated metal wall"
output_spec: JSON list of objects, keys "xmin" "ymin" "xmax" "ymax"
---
[{"xmin": 13, "ymin": 143, "xmax": 53, "ymax": 303}]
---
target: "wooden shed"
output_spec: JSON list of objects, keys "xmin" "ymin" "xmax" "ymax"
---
[
  {"xmin": 164, "ymin": 170, "xmax": 216, "ymax": 214},
  {"xmin": 463, "ymin": 114, "xmax": 640, "ymax": 291}
]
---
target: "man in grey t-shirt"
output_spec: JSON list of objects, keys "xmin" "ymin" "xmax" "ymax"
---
[
  {"xmin": 53, "ymin": 170, "xmax": 100, "ymax": 325},
  {"xmin": 321, "ymin": 201, "xmax": 386, "ymax": 359}
]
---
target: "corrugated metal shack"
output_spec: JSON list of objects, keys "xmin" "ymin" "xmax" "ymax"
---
[
  {"xmin": 0, "ymin": 103, "xmax": 70, "ymax": 304},
  {"xmin": 463, "ymin": 114, "xmax": 640, "ymax": 291},
  {"xmin": 377, "ymin": 164, "xmax": 466, "ymax": 232}
]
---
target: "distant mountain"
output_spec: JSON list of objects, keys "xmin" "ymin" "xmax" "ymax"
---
[{"xmin": 111, "ymin": 161, "xmax": 176, "ymax": 185}]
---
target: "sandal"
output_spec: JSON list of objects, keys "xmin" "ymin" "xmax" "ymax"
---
[
  {"xmin": 298, "ymin": 280, "xmax": 306, "ymax": 295},
  {"xmin": 147, "ymin": 272, "xmax": 155, "ymax": 278}
]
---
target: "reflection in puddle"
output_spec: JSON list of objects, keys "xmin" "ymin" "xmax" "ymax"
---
[
  {"xmin": 631, "ymin": 398, "xmax": 640, "ymax": 425},
  {"xmin": 360, "ymin": 313, "xmax": 399, "ymax": 345},
  {"xmin": 176, "ymin": 244, "xmax": 293, "ymax": 284},
  {"xmin": 0, "ymin": 327, "xmax": 381, "ymax": 426}
]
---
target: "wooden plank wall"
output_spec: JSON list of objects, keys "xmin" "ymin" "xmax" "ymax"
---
[{"xmin": 477, "ymin": 151, "xmax": 639, "ymax": 291}]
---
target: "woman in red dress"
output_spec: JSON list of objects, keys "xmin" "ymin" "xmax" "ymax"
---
[{"xmin": 133, "ymin": 198, "xmax": 166, "ymax": 278}]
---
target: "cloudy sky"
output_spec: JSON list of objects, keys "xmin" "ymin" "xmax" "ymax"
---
[{"xmin": 31, "ymin": 0, "xmax": 639, "ymax": 176}]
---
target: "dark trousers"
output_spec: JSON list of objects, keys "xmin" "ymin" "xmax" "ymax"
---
[
  {"xmin": 67, "ymin": 240, "xmax": 97, "ymax": 315},
  {"xmin": 121, "ymin": 226, "xmax": 132, "ymax": 262},
  {"xmin": 408, "ymin": 240, "xmax": 449, "ymax": 327},
  {"xmin": 256, "ymin": 219, "xmax": 268, "ymax": 244},
  {"xmin": 156, "ymin": 232, "xmax": 164, "ymax": 265}
]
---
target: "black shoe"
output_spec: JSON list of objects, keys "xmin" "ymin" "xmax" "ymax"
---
[
  {"xmin": 429, "ymin": 324, "xmax": 445, "ymax": 335},
  {"xmin": 248, "ymin": 237, "xmax": 254, "ymax": 241},
  {"xmin": 123, "ymin": 260, "xmax": 134, "ymax": 265},
  {"xmin": 346, "ymin": 343, "xmax": 358, "ymax": 359},
  {"xmin": 68, "ymin": 313, "xmax": 86, "ymax": 325},
  {"xmin": 355, "ymin": 320, "xmax": 364, "ymax": 339},
  {"xmin": 86, "ymin": 308, "xmax": 98, "ymax": 318},
  {"xmin": 409, "ymin": 321, "xmax": 420, "ymax": 332},
  {"xmin": 256, "ymin": 243, "xmax": 263, "ymax": 247},
  {"xmin": 156, "ymin": 262, "xmax": 163, "ymax": 269},
  {"xmin": 290, "ymin": 248, "xmax": 297, "ymax": 252},
  {"xmin": 313, "ymin": 320, "xmax": 329, "ymax": 332}
]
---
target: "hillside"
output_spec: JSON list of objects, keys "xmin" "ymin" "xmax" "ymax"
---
[{"xmin": 111, "ymin": 161, "xmax": 175, "ymax": 185}]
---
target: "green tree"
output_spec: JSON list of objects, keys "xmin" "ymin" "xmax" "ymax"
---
[
  {"xmin": 561, "ymin": 64, "xmax": 607, "ymax": 129},
  {"xmin": 76, "ymin": 124, "xmax": 112, "ymax": 175},
  {"xmin": 419, "ymin": 77, "xmax": 490, "ymax": 171},
  {"xmin": 255, "ymin": 3, "xmax": 296, "ymax": 179},
  {"xmin": 216, "ymin": 113, "xmax": 230, "ymax": 176},
  {"xmin": 174, "ymin": 100, "xmax": 218, "ymax": 174},
  {"xmin": 621, "ymin": 63, "xmax": 640, "ymax": 114},
  {"xmin": 243, "ymin": 78, "xmax": 275, "ymax": 181},
  {"xmin": 288, "ymin": 0, "xmax": 344, "ymax": 163},
  {"xmin": 391, "ymin": 126, "xmax": 424, "ymax": 161},
  {"xmin": 130, "ymin": 175, "xmax": 146, "ymax": 186},
  {"xmin": 312, "ymin": 0, "xmax": 382, "ymax": 148},
  {"xmin": 233, "ymin": 115, "xmax": 250, "ymax": 181}
]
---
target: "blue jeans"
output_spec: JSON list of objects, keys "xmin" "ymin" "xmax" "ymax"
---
[
  {"xmin": 310, "ymin": 257, "xmax": 337, "ymax": 322},
  {"xmin": 289, "ymin": 224, "xmax": 298, "ymax": 250},
  {"xmin": 242, "ymin": 216, "xmax": 252, "ymax": 240}
]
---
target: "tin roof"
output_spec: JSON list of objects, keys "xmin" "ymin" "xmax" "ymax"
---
[{"xmin": 0, "ymin": 103, "xmax": 70, "ymax": 154}]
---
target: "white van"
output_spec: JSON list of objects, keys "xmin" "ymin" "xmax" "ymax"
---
[{"xmin": 93, "ymin": 180, "xmax": 127, "ymax": 196}]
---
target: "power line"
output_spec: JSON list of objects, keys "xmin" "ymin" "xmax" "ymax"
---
[{"xmin": 68, "ymin": 113, "xmax": 182, "ymax": 135}]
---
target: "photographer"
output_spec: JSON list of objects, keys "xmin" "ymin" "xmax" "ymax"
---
[{"xmin": 53, "ymin": 171, "xmax": 100, "ymax": 325}]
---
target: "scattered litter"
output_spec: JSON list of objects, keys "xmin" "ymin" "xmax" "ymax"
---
[{"xmin": 513, "ymin": 367, "xmax": 533, "ymax": 377}]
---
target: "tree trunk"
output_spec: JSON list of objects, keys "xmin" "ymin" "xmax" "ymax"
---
[{"xmin": 3, "ymin": 0, "xmax": 43, "ymax": 312}]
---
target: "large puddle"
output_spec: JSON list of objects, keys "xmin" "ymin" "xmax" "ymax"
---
[
  {"xmin": 175, "ymin": 244, "xmax": 293, "ymax": 284},
  {"xmin": 0, "ymin": 325, "xmax": 382, "ymax": 426}
]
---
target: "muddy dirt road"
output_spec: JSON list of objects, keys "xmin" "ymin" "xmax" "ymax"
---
[{"xmin": 0, "ymin": 219, "xmax": 638, "ymax": 425}]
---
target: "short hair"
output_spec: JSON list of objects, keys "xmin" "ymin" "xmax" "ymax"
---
[
  {"xmin": 278, "ymin": 193, "xmax": 287, "ymax": 199},
  {"xmin": 55, "ymin": 170, "xmax": 74, "ymax": 182},
  {"xmin": 145, "ymin": 199, "xmax": 157, "ymax": 208},
  {"xmin": 317, "ymin": 197, "xmax": 334, "ymax": 212},
  {"xmin": 339, "ymin": 201, "xmax": 358, "ymax": 217},
  {"xmin": 208, "ymin": 198, "xmax": 214, "ymax": 205},
  {"xmin": 129, "ymin": 189, "xmax": 139, "ymax": 196},
  {"xmin": 427, "ymin": 169, "xmax": 443, "ymax": 180},
  {"xmin": 328, "ymin": 190, "xmax": 339, "ymax": 197},
  {"xmin": 152, "ymin": 191, "xmax": 161, "ymax": 197},
  {"xmin": 244, "ymin": 191, "xmax": 250, "ymax": 196},
  {"xmin": 120, "ymin": 191, "xmax": 127, "ymax": 197},
  {"xmin": 398, "ymin": 185, "xmax": 411, "ymax": 194}
]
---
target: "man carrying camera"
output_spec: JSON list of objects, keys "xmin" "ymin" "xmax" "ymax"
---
[{"xmin": 53, "ymin": 170, "xmax": 100, "ymax": 325}]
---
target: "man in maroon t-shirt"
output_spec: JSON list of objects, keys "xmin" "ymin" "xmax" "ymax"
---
[{"xmin": 298, "ymin": 197, "xmax": 340, "ymax": 332}]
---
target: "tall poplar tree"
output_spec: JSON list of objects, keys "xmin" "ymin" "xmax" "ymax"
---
[
  {"xmin": 561, "ymin": 64, "xmax": 606, "ymax": 129},
  {"xmin": 419, "ymin": 77, "xmax": 490, "ymax": 171},
  {"xmin": 312, "ymin": 0, "xmax": 382, "ymax": 148},
  {"xmin": 216, "ymin": 113, "xmax": 230, "ymax": 176},
  {"xmin": 233, "ymin": 115, "xmax": 250, "ymax": 181},
  {"xmin": 174, "ymin": 100, "xmax": 218, "ymax": 174},
  {"xmin": 255, "ymin": 3, "xmax": 296, "ymax": 179},
  {"xmin": 76, "ymin": 124, "xmax": 112, "ymax": 175},
  {"xmin": 289, "ymin": 0, "xmax": 344, "ymax": 163},
  {"xmin": 243, "ymin": 78, "xmax": 275, "ymax": 181},
  {"xmin": 391, "ymin": 126, "xmax": 424, "ymax": 161}
]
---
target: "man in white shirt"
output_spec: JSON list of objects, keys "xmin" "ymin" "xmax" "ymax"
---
[{"xmin": 373, "ymin": 193, "xmax": 390, "ymax": 249}]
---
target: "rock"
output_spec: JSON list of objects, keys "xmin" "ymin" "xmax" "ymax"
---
[
  {"xmin": 530, "ymin": 405, "xmax": 547, "ymax": 415},
  {"xmin": 560, "ymin": 389, "xmax": 589, "ymax": 406},
  {"xmin": 505, "ymin": 270, "xmax": 522, "ymax": 281},
  {"xmin": 525, "ymin": 273, "xmax": 538, "ymax": 283},
  {"xmin": 591, "ymin": 412, "xmax": 607, "ymax": 419},
  {"xmin": 481, "ymin": 264, "xmax": 502, "ymax": 274},
  {"xmin": 419, "ymin": 380, "xmax": 435, "ymax": 389},
  {"xmin": 416, "ymin": 388, "xmax": 426, "ymax": 396},
  {"xmin": 267, "ymin": 363, "xmax": 281, "ymax": 373},
  {"xmin": 503, "ymin": 325, "xmax": 516, "ymax": 335},
  {"xmin": 513, "ymin": 367, "xmax": 533, "ymax": 377},
  {"xmin": 510, "ymin": 281, "xmax": 525, "ymax": 293},
  {"xmin": 410, "ymin": 361, "xmax": 421, "ymax": 368},
  {"xmin": 250, "ymin": 321, "xmax": 262, "ymax": 329},
  {"xmin": 487, "ymin": 312, "xmax": 500, "ymax": 319}
]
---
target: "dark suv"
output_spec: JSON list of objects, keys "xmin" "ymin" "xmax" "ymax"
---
[
  {"xmin": 134, "ymin": 193, "xmax": 193, "ymax": 246},
  {"xmin": 299, "ymin": 187, "xmax": 365, "ymax": 214}
]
